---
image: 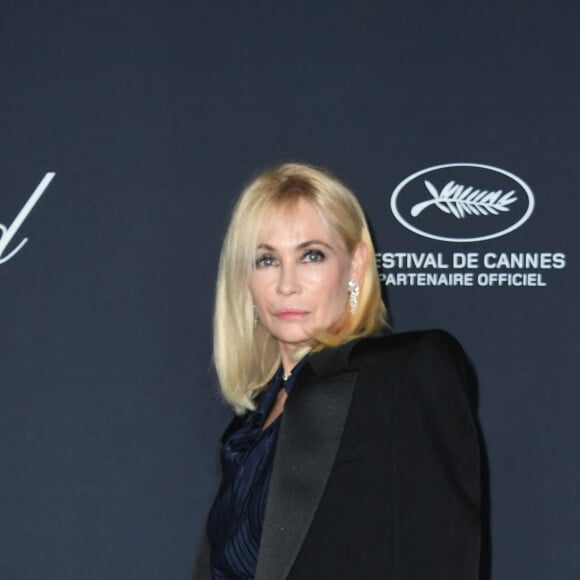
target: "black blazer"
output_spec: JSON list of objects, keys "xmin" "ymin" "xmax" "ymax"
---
[{"xmin": 193, "ymin": 330, "xmax": 481, "ymax": 579}]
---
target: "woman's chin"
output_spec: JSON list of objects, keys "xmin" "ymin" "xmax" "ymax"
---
[{"xmin": 273, "ymin": 331, "xmax": 314, "ymax": 350}]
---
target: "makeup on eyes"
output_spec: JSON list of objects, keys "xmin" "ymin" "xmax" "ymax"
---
[
  {"xmin": 301, "ymin": 248, "xmax": 325, "ymax": 262},
  {"xmin": 254, "ymin": 240, "xmax": 335, "ymax": 268}
]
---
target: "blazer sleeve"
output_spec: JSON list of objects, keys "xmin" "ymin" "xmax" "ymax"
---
[{"xmin": 392, "ymin": 330, "xmax": 481, "ymax": 579}]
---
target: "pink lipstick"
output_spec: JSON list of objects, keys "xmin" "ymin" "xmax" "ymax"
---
[{"xmin": 275, "ymin": 308, "xmax": 308, "ymax": 321}]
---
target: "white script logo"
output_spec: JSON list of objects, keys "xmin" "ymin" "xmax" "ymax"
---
[
  {"xmin": 391, "ymin": 163, "xmax": 534, "ymax": 242},
  {"xmin": 0, "ymin": 172, "xmax": 55, "ymax": 264}
]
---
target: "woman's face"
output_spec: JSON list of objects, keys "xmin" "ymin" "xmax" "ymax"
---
[{"xmin": 248, "ymin": 198, "xmax": 366, "ymax": 370}]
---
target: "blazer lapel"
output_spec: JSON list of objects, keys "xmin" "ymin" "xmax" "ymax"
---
[{"xmin": 254, "ymin": 355, "xmax": 358, "ymax": 580}]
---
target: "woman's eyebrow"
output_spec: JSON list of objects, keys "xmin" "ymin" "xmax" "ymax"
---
[
  {"xmin": 296, "ymin": 239, "xmax": 333, "ymax": 250},
  {"xmin": 256, "ymin": 239, "xmax": 333, "ymax": 251}
]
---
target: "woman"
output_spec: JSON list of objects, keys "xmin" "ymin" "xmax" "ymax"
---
[{"xmin": 194, "ymin": 163, "xmax": 481, "ymax": 579}]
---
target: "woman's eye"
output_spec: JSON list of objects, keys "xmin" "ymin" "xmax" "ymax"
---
[
  {"xmin": 302, "ymin": 249, "xmax": 325, "ymax": 262},
  {"xmin": 255, "ymin": 254, "xmax": 277, "ymax": 268}
]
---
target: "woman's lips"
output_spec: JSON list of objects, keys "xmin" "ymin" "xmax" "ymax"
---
[{"xmin": 275, "ymin": 309, "xmax": 308, "ymax": 321}]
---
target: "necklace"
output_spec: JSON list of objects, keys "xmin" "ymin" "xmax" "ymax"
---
[{"xmin": 283, "ymin": 371, "xmax": 292, "ymax": 381}]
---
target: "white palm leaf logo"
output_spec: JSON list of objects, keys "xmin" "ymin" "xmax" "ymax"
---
[{"xmin": 410, "ymin": 180, "xmax": 518, "ymax": 219}]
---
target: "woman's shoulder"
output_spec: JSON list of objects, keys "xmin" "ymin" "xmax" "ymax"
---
[
  {"xmin": 349, "ymin": 329, "xmax": 477, "ymax": 409},
  {"xmin": 307, "ymin": 329, "xmax": 470, "ymax": 382},
  {"xmin": 350, "ymin": 328, "xmax": 465, "ymax": 363}
]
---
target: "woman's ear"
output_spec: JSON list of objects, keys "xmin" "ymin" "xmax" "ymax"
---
[{"xmin": 350, "ymin": 241, "xmax": 368, "ymax": 282}]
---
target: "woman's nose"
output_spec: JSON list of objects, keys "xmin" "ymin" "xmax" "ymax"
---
[{"xmin": 276, "ymin": 263, "xmax": 300, "ymax": 295}]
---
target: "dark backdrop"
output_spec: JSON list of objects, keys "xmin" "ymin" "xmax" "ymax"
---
[{"xmin": 1, "ymin": 1, "xmax": 578, "ymax": 578}]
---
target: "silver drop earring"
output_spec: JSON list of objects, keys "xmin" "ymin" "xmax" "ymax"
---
[
  {"xmin": 348, "ymin": 280, "xmax": 360, "ymax": 314},
  {"xmin": 253, "ymin": 304, "xmax": 258, "ymax": 329}
]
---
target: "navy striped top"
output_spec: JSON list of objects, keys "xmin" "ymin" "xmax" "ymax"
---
[{"xmin": 207, "ymin": 363, "xmax": 304, "ymax": 579}]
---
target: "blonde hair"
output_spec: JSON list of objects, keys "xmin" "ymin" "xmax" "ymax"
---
[{"xmin": 213, "ymin": 163, "xmax": 388, "ymax": 413}]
